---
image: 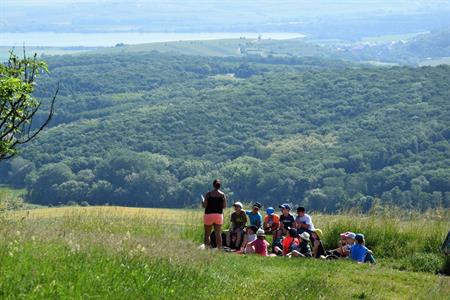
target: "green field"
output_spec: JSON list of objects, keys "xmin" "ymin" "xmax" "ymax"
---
[
  {"xmin": 0, "ymin": 206, "xmax": 449, "ymax": 299},
  {"xmin": 95, "ymin": 39, "xmax": 245, "ymax": 56}
]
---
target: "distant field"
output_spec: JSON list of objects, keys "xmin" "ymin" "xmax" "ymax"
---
[
  {"xmin": 92, "ymin": 37, "xmax": 331, "ymax": 58},
  {"xmin": 95, "ymin": 39, "xmax": 244, "ymax": 56},
  {"xmin": 1, "ymin": 206, "xmax": 448, "ymax": 299}
]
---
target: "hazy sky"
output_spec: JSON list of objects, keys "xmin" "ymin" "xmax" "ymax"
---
[{"xmin": 1, "ymin": 1, "xmax": 449, "ymax": 36}]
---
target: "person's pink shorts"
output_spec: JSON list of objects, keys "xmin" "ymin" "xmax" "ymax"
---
[{"xmin": 204, "ymin": 213, "xmax": 223, "ymax": 225}]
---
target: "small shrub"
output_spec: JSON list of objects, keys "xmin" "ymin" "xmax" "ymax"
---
[{"xmin": 395, "ymin": 253, "xmax": 444, "ymax": 273}]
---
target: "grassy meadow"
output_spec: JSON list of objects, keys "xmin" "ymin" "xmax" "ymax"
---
[{"xmin": 0, "ymin": 206, "xmax": 449, "ymax": 299}]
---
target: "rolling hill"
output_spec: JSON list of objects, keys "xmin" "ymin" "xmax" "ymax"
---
[{"xmin": 0, "ymin": 50, "xmax": 448, "ymax": 211}]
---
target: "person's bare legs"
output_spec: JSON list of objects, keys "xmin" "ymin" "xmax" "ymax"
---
[
  {"xmin": 213, "ymin": 224, "xmax": 222, "ymax": 249},
  {"xmin": 240, "ymin": 234, "xmax": 248, "ymax": 251},
  {"xmin": 204, "ymin": 224, "xmax": 213, "ymax": 247},
  {"xmin": 245, "ymin": 244, "xmax": 255, "ymax": 253}
]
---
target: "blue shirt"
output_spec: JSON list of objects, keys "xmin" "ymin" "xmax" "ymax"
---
[
  {"xmin": 350, "ymin": 243, "xmax": 369, "ymax": 263},
  {"xmin": 245, "ymin": 211, "xmax": 263, "ymax": 228}
]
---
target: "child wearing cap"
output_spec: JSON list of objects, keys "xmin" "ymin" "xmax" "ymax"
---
[
  {"xmin": 290, "ymin": 231, "xmax": 312, "ymax": 257},
  {"xmin": 263, "ymin": 207, "xmax": 280, "ymax": 238},
  {"xmin": 311, "ymin": 229, "xmax": 326, "ymax": 258},
  {"xmin": 245, "ymin": 202, "xmax": 263, "ymax": 228},
  {"xmin": 350, "ymin": 233, "xmax": 376, "ymax": 264},
  {"xmin": 226, "ymin": 202, "xmax": 247, "ymax": 249},
  {"xmin": 342, "ymin": 232, "xmax": 356, "ymax": 257},
  {"xmin": 246, "ymin": 229, "xmax": 270, "ymax": 256},
  {"xmin": 277, "ymin": 203, "xmax": 295, "ymax": 238},
  {"xmin": 327, "ymin": 232, "xmax": 355, "ymax": 258}
]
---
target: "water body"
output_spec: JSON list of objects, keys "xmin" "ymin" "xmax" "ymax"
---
[{"xmin": 0, "ymin": 32, "xmax": 306, "ymax": 47}]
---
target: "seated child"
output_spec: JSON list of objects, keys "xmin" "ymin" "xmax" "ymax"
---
[
  {"xmin": 274, "ymin": 228, "xmax": 300, "ymax": 256},
  {"xmin": 311, "ymin": 229, "xmax": 326, "ymax": 258},
  {"xmin": 327, "ymin": 232, "xmax": 355, "ymax": 258},
  {"xmin": 246, "ymin": 229, "xmax": 271, "ymax": 256},
  {"xmin": 290, "ymin": 231, "xmax": 312, "ymax": 257},
  {"xmin": 226, "ymin": 201, "xmax": 247, "ymax": 249},
  {"xmin": 295, "ymin": 206, "xmax": 316, "ymax": 235},
  {"xmin": 350, "ymin": 233, "xmax": 376, "ymax": 264},
  {"xmin": 263, "ymin": 207, "xmax": 280, "ymax": 237},
  {"xmin": 240, "ymin": 225, "xmax": 258, "ymax": 253},
  {"xmin": 245, "ymin": 202, "xmax": 263, "ymax": 228},
  {"xmin": 276, "ymin": 203, "xmax": 295, "ymax": 239}
]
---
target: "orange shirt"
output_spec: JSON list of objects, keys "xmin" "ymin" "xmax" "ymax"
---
[
  {"xmin": 263, "ymin": 214, "xmax": 280, "ymax": 231},
  {"xmin": 282, "ymin": 236, "xmax": 299, "ymax": 256}
]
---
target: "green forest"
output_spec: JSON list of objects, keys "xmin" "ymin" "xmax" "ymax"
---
[{"xmin": 0, "ymin": 51, "xmax": 449, "ymax": 211}]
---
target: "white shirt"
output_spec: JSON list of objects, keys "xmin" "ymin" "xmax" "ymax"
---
[
  {"xmin": 247, "ymin": 234, "xmax": 257, "ymax": 243},
  {"xmin": 295, "ymin": 213, "xmax": 315, "ymax": 231}
]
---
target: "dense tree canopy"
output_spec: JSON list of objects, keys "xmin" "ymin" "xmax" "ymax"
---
[{"xmin": 0, "ymin": 51, "xmax": 448, "ymax": 211}]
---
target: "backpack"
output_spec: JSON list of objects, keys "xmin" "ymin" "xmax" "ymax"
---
[{"xmin": 210, "ymin": 231, "xmax": 227, "ymax": 248}]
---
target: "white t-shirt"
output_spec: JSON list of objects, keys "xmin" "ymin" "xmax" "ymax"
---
[
  {"xmin": 247, "ymin": 234, "xmax": 257, "ymax": 243},
  {"xmin": 295, "ymin": 213, "xmax": 315, "ymax": 231}
]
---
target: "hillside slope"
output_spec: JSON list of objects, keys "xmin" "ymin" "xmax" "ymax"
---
[
  {"xmin": 1, "ymin": 52, "xmax": 449, "ymax": 210},
  {"xmin": 1, "ymin": 207, "xmax": 449, "ymax": 299}
]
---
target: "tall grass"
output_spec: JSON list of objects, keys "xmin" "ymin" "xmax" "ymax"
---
[{"xmin": 0, "ymin": 206, "xmax": 448, "ymax": 299}]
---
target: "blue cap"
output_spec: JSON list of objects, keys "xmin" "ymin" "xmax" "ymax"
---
[
  {"xmin": 279, "ymin": 203, "xmax": 291, "ymax": 210},
  {"xmin": 266, "ymin": 207, "xmax": 275, "ymax": 215}
]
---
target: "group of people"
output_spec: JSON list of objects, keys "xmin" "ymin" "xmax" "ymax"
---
[{"xmin": 202, "ymin": 179, "xmax": 375, "ymax": 263}]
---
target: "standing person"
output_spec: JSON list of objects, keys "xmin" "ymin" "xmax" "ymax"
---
[
  {"xmin": 226, "ymin": 201, "xmax": 247, "ymax": 249},
  {"xmin": 277, "ymin": 204, "xmax": 295, "ymax": 238},
  {"xmin": 245, "ymin": 202, "xmax": 263, "ymax": 228},
  {"xmin": 202, "ymin": 179, "xmax": 227, "ymax": 249},
  {"xmin": 263, "ymin": 207, "xmax": 280, "ymax": 238},
  {"xmin": 295, "ymin": 206, "xmax": 315, "ymax": 235}
]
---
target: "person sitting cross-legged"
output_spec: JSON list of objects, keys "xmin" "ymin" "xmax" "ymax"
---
[
  {"xmin": 350, "ymin": 233, "xmax": 376, "ymax": 264},
  {"xmin": 276, "ymin": 203, "xmax": 295, "ymax": 239},
  {"xmin": 289, "ymin": 231, "xmax": 312, "ymax": 258},
  {"xmin": 246, "ymin": 229, "xmax": 271, "ymax": 256},
  {"xmin": 239, "ymin": 225, "xmax": 258, "ymax": 253},
  {"xmin": 311, "ymin": 229, "xmax": 326, "ymax": 258},
  {"xmin": 295, "ymin": 206, "xmax": 315, "ymax": 235},
  {"xmin": 326, "ymin": 232, "xmax": 355, "ymax": 259},
  {"xmin": 245, "ymin": 202, "xmax": 263, "ymax": 229},
  {"xmin": 263, "ymin": 207, "xmax": 280, "ymax": 239},
  {"xmin": 274, "ymin": 228, "xmax": 300, "ymax": 256},
  {"xmin": 226, "ymin": 201, "xmax": 247, "ymax": 249}
]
